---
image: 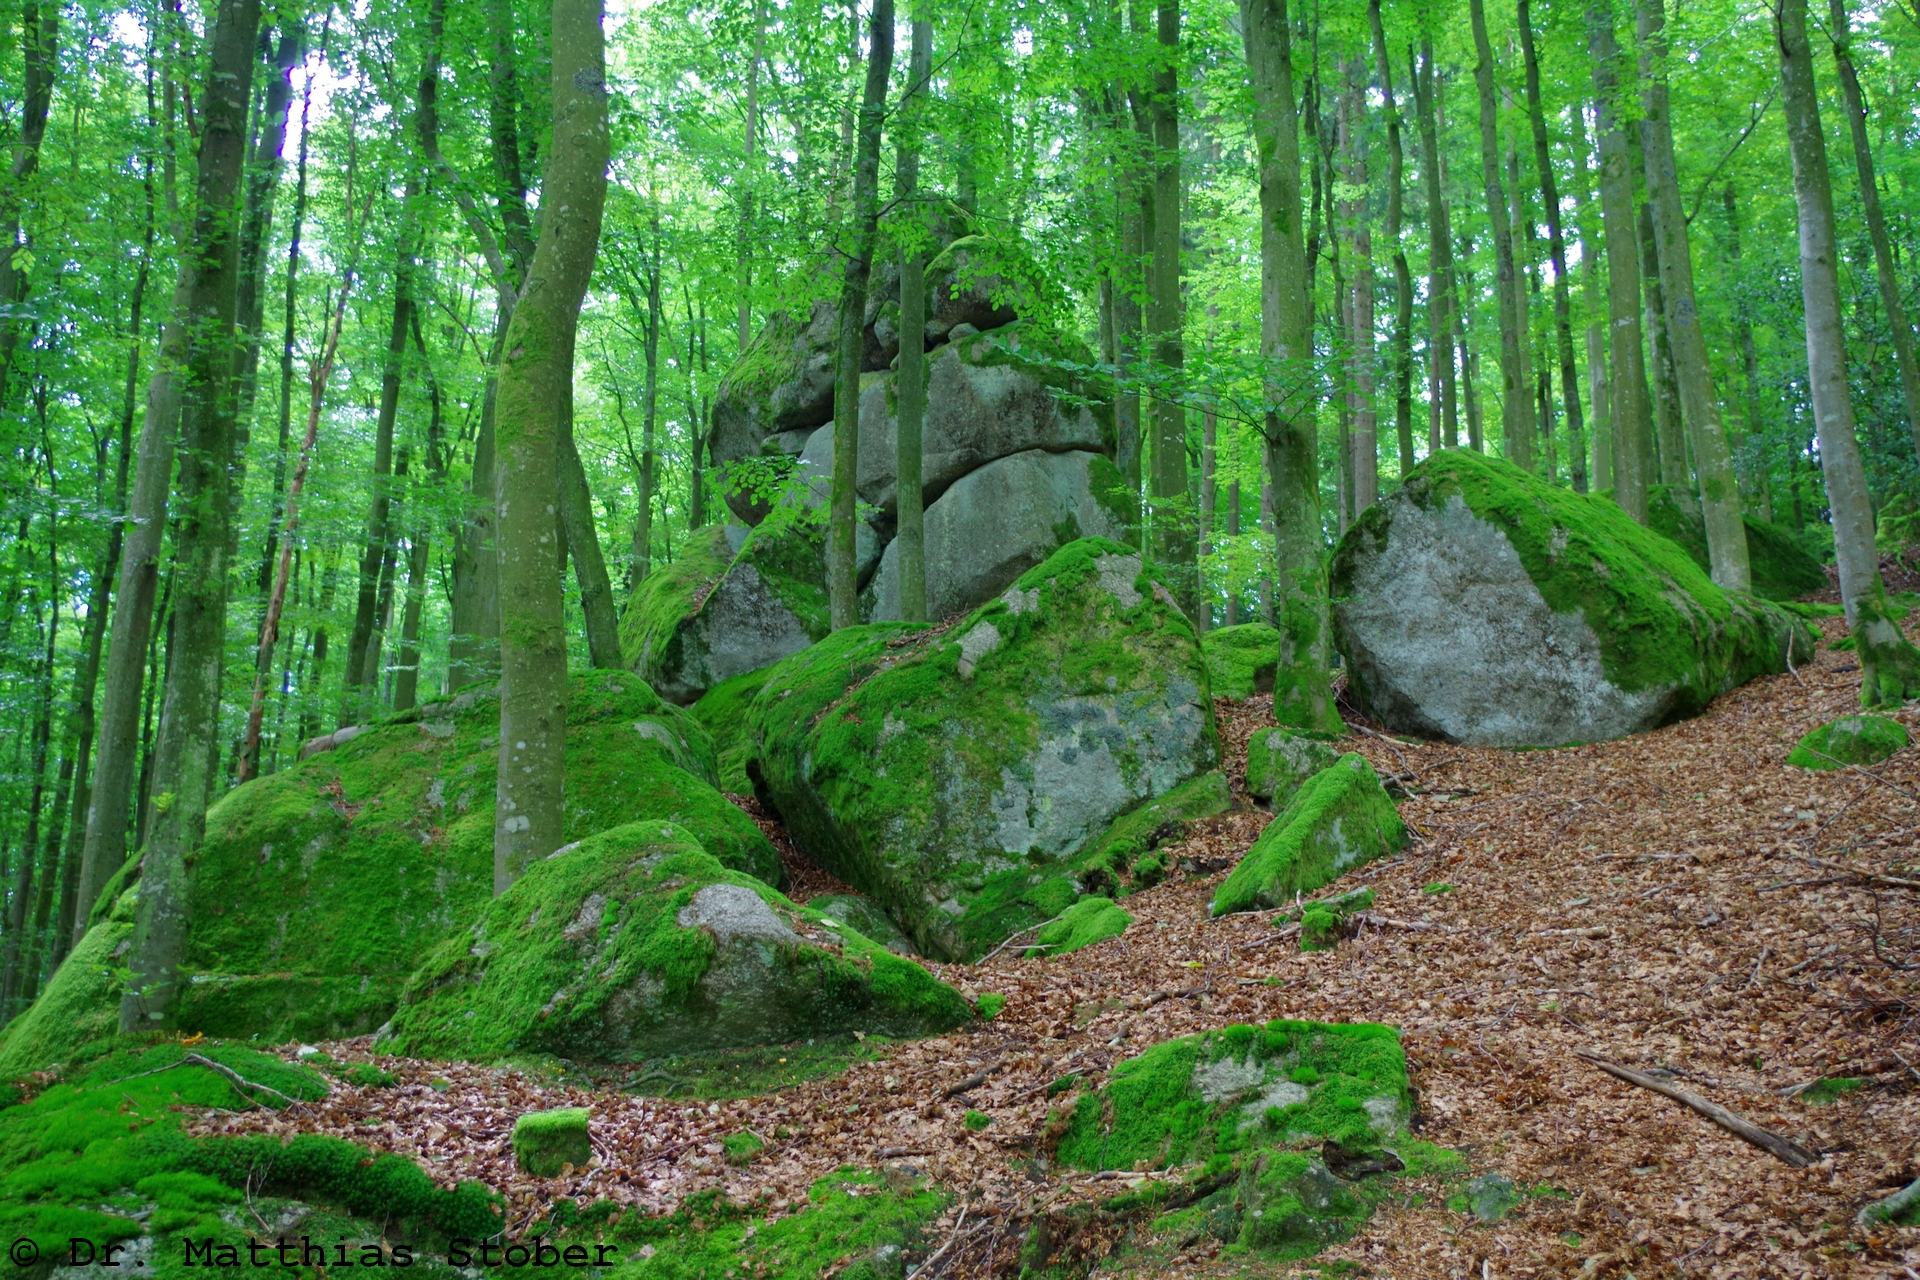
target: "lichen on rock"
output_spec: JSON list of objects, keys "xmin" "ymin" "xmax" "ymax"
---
[
  {"xmin": 377, "ymin": 822, "xmax": 969, "ymax": 1061},
  {"xmin": 747, "ymin": 538, "xmax": 1220, "ymax": 960},
  {"xmin": 1212, "ymin": 756, "xmax": 1405, "ymax": 917}
]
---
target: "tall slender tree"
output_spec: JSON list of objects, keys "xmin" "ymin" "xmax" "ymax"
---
[
  {"xmin": 894, "ymin": 7, "xmax": 933, "ymax": 623},
  {"xmin": 1468, "ymin": 0, "xmax": 1533, "ymax": 468},
  {"xmin": 1412, "ymin": 41, "xmax": 1461, "ymax": 451},
  {"xmin": 1148, "ymin": 0, "xmax": 1193, "ymax": 608},
  {"xmin": 1367, "ymin": 0, "xmax": 1415, "ymax": 477},
  {"xmin": 1339, "ymin": 55, "xmax": 1378, "ymax": 512}
]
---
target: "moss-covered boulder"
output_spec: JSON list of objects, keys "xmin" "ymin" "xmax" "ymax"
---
[
  {"xmin": 162, "ymin": 672, "xmax": 777, "ymax": 1044},
  {"xmin": 689, "ymin": 664, "xmax": 779, "ymax": 793},
  {"xmin": 1332, "ymin": 451, "xmax": 1814, "ymax": 746},
  {"xmin": 1067, "ymin": 770, "xmax": 1232, "ymax": 892},
  {"xmin": 620, "ymin": 523, "xmax": 740, "ymax": 698},
  {"xmin": 748, "ymin": 538, "xmax": 1221, "ymax": 960},
  {"xmin": 1203, "ymin": 622, "xmax": 1282, "ymax": 700},
  {"xmin": 1033, "ymin": 896, "xmax": 1131, "ymax": 958},
  {"xmin": 709, "ymin": 303, "xmax": 840, "ymax": 519},
  {"xmin": 379, "ymin": 822, "xmax": 968, "ymax": 1060},
  {"xmin": 1212, "ymin": 756, "xmax": 1405, "ymax": 917},
  {"xmin": 1786, "ymin": 714, "xmax": 1909, "ymax": 769},
  {"xmin": 0, "ymin": 891, "xmax": 134, "ymax": 1076},
  {"xmin": 1051, "ymin": 1020, "xmax": 1431, "ymax": 1256},
  {"xmin": 1245, "ymin": 728, "xmax": 1342, "ymax": 809},
  {"xmin": 810, "ymin": 895, "xmax": 919, "ymax": 956},
  {"xmin": 1648, "ymin": 484, "xmax": 1828, "ymax": 601},
  {"xmin": 512, "ymin": 1108, "xmax": 592, "ymax": 1177}
]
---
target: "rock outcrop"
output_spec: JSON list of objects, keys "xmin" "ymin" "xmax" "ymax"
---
[
  {"xmin": 1244, "ymin": 728, "xmax": 1342, "ymax": 808},
  {"xmin": 1331, "ymin": 451, "xmax": 1815, "ymax": 747},
  {"xmin": 747, "ymin": 539, "xmax": 1220, "ymax": 960},
  {"xmin": 377, "ymin": 822, "xmax": 970, "ymax": 1060}
]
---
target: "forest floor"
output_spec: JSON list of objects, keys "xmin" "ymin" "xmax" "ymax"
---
[{"xmin": 197, "ymin": 611, "xmax": 1920, "ymax": 1279}]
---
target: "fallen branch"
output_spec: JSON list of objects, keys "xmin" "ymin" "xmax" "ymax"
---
[
  {"xmin": 1742, "ymin": 947, "xmax": 1770, "ymax": 992},
  {"xmin": 945, "ymin": 1060, "xmax": 1003, "ymax": 1097},
  {"xmin": 1857, "ymin": 1176, "xmax": 1920, "ymax": 1226},
  {"xmin": 1574, "ymin": 1051, "xmax": 1818, "ymax": 1168},
  {"xmin": 1358, "ymin": 913, "xmax": 1457, "ymax": 933},
  {"xmin": 1784, "ymin": 944, "xmax": 1839, "ymax": 975},
  {"xmin": 1538, "ymin": 925, "xmax": 1611, "ymax": 939},
  {"xmin": 110, "ymin": 1052, "xmax": 309, "ymax": 1113},
  {"xmin": 977, "ymin": 916, "xmax": 1065, "ymax": 965},
  {"xmin": 1803, "ymin": 856, "xmax": 1920, "ymax": 890},
  {"xmin": 1797, "ymin": 748, "xmax": 1920, "ymax": 803}
]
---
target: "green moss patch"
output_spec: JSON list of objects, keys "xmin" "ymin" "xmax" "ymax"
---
[
  {"xmin": 1034, "ymin": 897, "xmax": 1133, "ymax": 958},
  {"xmin": 1075, "ymin": 771, "xmax": 1232, "ymax": 894},
  {"xmin": 1796, "ymin": 1076, "xmax": 1865, "ymax": 1105},
  {"xmin": 1245, "ymin": 728, "xmax": 1343, "ymax": 809},
  {"xmin": 1648, "ymin": 484, "xmax": 1829, "ymax": 601},
  {"xmin": 689, "ymin": 664, "xmax": 778, "ymax": 794},
  {"xmin": 0, "ymin": 890, "xmax": 136, "ymax": 1078},
  {"xmin": 0, "ymin": 1043, "xmax": 500, "ymax": 1278},
  {"xmin": 1212, "ymin": 757, "xmax": 1406, "ymax": 917},
  {"xmin": 748, "ymin": 538, "xmax": 1219, "ymax": 961},
  {"xmin": 513, "ymin": 1108, "xmax": 593, "ymax": 1176},
  {"xmin": 1787, "ymin": 715, "xmax": 1909, "ymax": 770},
  {"xmin": 379, "ymin": 822, "xmax": 968, "ymax": 1062},
  {"xmin": 621, "ymin": 525, "xmax": 737, "ymax": 683},
  {"xmin": 1201, "ymin": 622, "xmax": 1282, "ymax": 700}
]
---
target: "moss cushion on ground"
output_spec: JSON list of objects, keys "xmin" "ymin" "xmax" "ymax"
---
[
  {"xmin": 746, "ymin": 537, "xmax": 1220, "ymax": 961},
  {"xmin": 1212, "ymin": 755, "xmax": 1406, "ymax": 917},
  {"xmin": 1786, "ymin": 714, "xmax": 1909, "ymax": 770},
  {"xmin": 1200, "ymin": 622, "xmax": 1282, "ymax": 700},
  {"xmin": 377, "ymin": 821, "xmax": 970, "ymax": 1061}
]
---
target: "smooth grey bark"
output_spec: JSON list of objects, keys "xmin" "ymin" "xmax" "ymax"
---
[
  {"xmin": 1519, "ymin": 0, "xmax": 1587, "ymax": 491},
  {"xmin": 492, "ymin": 0, "xmax": 610, "ymax": 890},
  {"xmin": 1776, "ymin": 0, "xmax": 1920, "ymax": 704},
  {"xmin": 827, "ymin": 0, "xmax": 893, "ymax": 631},
  {"xmin": 1148, "ymin": 0, "xmax": 1193, "ymax": 609},
  {"xmin": 1827, "ymin": 0, "xmax": 1920, "ymax": 467},
  {"xmin": 1412, "ymin": 41, "xmax": 1460, "ymax": 451},
  {"xmin": 1587, "ymin": 0, "xmax": 1654, "ymax": 521},
  {"xmin": 737, "ymin": 0, "xmax": 763, "ymax": 351},
  {"xmin": 1338, "ymin": 55, "xmax": 1377, "ymax": 512},
  {"xmin": 1569, "ymin": 102, "xmax": 1611, "ymax": 493},
  {"xmin": 893, "ymin": 10, "xmax": 932, "ymax": 622},
  {"xmin": 1240, "ymin": 0, "xmax": 1339, "ymax": 732},
  {"xmin": 558, "ymin": 401, "xmax": 621, "ymax": 669},
  {"xmin": 122, "ymin": 0, "xmax": 265, "ymax": 1031},
  {"xmin": 1637, "ymin": 199, "xmax": 1686, "ymax": 486},
  {"xmin": 1468, "ymin": 0, "xmax": 1533, "ymax": 470},
  {"xmin": 629, "ymin": 207, "xmax": 662, "ymax": 586},
  {"xmin": 1636, "ymin": 0, "xmax": 1750, "ymax": 588},
  {"xmin": 1367, "ymin": 0, "xmax": 1414, "ymax": 477},
  {"xmin": 0, "ymin": 0, "xmax": 58, "ymax": 405},
  {"xmin": 1723, "ymin": 184, "xmax": 1771, "ymax": 520}
]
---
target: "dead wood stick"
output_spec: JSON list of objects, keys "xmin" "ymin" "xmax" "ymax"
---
[
  {"xmin": 1784, "ymin": 944, "xmax": 1839, "ymax": 975},
  {"xmin": 1574, "ymin": 1051, "xmax": 1819, "ymax": 1168},
  {"xmin": 1803, "ymin": 856, "xmax": 1920, "ymax": 890},
  {"xmin": 1796, "ymin": 748, "xmax": 1920, "ymax": 803},
  {"xmin": 1351, "ymin": 724, "xmax": 1425, "ymax": 786},
  {"xmin": 1743, "ymin": 948, "xmax": 1770, "ymax": 992},
  {"xmin": 944, "ymin": 1059, "xmax": 1003, "ymax": 1097},
  {"xmin": 1358, "ymin": 912, "xmax": 1456, "ymax": 932},
  {"xmin": 1785, "ymin": 630, "xmax": 1807, "ymax": 688},
  {"xmin": 1537, "ymin": 925, "xmax": 1611, "ymax": 939},
  {"xmin": 977, "ymin": 916, "xmax": 1065, "ymax": 965}
]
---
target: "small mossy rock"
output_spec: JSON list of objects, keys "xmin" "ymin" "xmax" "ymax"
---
[
  {"xmin": 1245, "ymin": 728, "xmax": 1343, "ymax": 809},
  {"xmin": 0, "ymin": 887, "xmax": 139, "ymax": 1076},
  {"xmin": 1202, "ymin": 622, "xmax": 1282, "ymax": 700},
  {"xmin": 137, "ymin": 672, "xmax": 777, "ymax": 1046},
  {"xmin": 709, "ymin": 304, "xmax": 841, "ymax": 516},
  {"xmin": 865, "ymin": 448, "xmax": 1134, "ymax": 623},
  {"xmin": 512, "ymin": 1107, "xmax": 592, "ymax": 1177},
  {"xmin": 1786, "ymin": 715, "xmax": 1909, "ymax": 770},
  {"xmin": 1332, "ymin": 451, "xmax": 1815, "ymax": 746},
  {"xmin": 1465, "ymin": 1173, "xmax": 1521, "ymax": 1224},
  {"xmin": 690, "ymin": 664, "xmax": 779, "ymax": 793},
  {"xmin": 1647, "ymin": 484, "xmax": 1828, "ymax": 602},
  {"xmin": 811, "ymin": 894, "xmax": 920, "ymax": 956},
  {"xmin": 1212, "ymin": 756, "xmax": 1405, "ymax": 917},
  {"xmin": 620, "ymin": 524, "xmax": 739, "ymax": 697},
  {"xmin": 378, "ymin": 822, "xmax": 970, "ymax": 1060},
  {"xmin": 1240, "ymin": 1153, "xmax": 1369, "ymax": 1252},
  {"xmin": 1034, "ymin": 897, "xmax": 1132, "ymax": 957},
  {"xmin": 1073, "ymin": 770, "xmax": 1231, "ymax": 895},
  {"xmin": 748, "ymin": 538, "xmax": 1220, "ymax": 960}
]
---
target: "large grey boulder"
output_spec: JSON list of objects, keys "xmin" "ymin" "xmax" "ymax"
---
[
  {"xmin": 748, "ymin": 539, "xmax": 1220, "ymax": 960},
  {"xmin": 709, "ymin": 303, "xmax": 840, "ymax": 486},
  {"xmin": 866, "ymin": 448, "xmax": 1133, "ymax": 622},
  {"xmin": 1331, "ymin": 451, "xmax": 1814, "ymax": 746}
]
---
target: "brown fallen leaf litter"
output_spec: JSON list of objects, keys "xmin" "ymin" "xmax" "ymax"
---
[{"xmin": 195, "ymin": 613, "xmax": 1920, "ymax": 1278}]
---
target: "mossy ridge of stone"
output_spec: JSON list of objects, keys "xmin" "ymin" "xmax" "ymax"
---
[
  {"xmin": 512, "ymin": 1107, "xmax": 592, "ymax": 1177},
  {"xmin": 158, "ymin": 672, "xmax": 776, "ymax": 1047},
  {"xmin": 620, "ymin": 524, "xmax": 738, "ymax": 691},
  {"xmin": 377, "ymin": 821, "xmax": 970, "ymax": 1061},
  {"xmin": 1033, "ymin": 897, "xmax": 1132, "ymax": 958},
  {"xmin": 810, "ymin": 894, "xmax": 919, "ymax": 956},
  {"xmin": 747, "ymin": 538, "xmax": 1220, "ymax": 961},
  {"xmin": 1647, "ymin": 484, "xmax": 1828, "ymax": 602},
  {"xmin": 1245, "ymin": 728, "xmax": 1343, "ymax": 809},
  {"xmin": 1787, "ymin": 715, "xmax": 1909, "ymax": 769},
  {"xmin": 1202, "ymin": 622, "xmax": 1282, "ymax": 700},
  {"xmin": 1069, "ymin": 770, "xmax": 1231, "ymax": 895},
  {"xmin": 690, "ymin": 663, "xmax": 779, "ymax": 794},
  {"xmin": 1333, "ymin": 451, "xmax": 1814, "ymax": 746},
  {"xmin": 1051, "ymin": 1020, "xmax": 1418, "ymax": 1257},
  {"xmin": 1212, "ymin": 756, "xmax": 1405, "ymax": 918},
  {"xmin": 0, "ymin": 887, "xmax": 137, "ymax": 1076}
]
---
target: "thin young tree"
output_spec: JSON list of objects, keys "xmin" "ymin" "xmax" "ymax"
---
[
  {"xmin": 1148, "ymin": 0, "xmax": 1194, "ymax": 608},
  {"xmin": 492, "ymin": 0, "xmax": 611, "ymax": 890},
  {"xmin": 1775, "ymin": 0, "xmax": 1920, "ymax": 705},
  {"xmin": 826, "ymin": 0, "xmax": 895, "ymax": 631},
  {"xmin": 894, "ymin": 7, "xmax": 933, "ymax": 623},
  {"xmin": 1367, "ymin": 0, "xmax": 1415, "ymax": 477},
  {"xmin": 1339, "ymin": 55, "xmax": 1378, "ymax": 511},
  {"xmin": 1241, "ymin": 0, "xmax": 1340, "ymax": 733},
  {"xmin": 1412, "ymin": 41, "xmax": 1461, "ymax": 451},
  {"xmin": 1467, "ymin": 0, "xmax": 1533, "ymax": 468},
  {"xmin": 121, "ymin": 0, "xmax": 267, "ymax": 1031}
]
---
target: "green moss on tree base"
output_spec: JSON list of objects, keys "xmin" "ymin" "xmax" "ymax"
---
[
  {"xmin": 1212, "ymin": 756, "xmax": 1405, "ymax": 917},
  {"xmin": 1034, "ymin": 897, "xmax": 1132, "ymax": 957},
  {"xmin": 1201, "ymin": 622, "xmax": 1282, "ymax": 700},
  {"xmin": 379, "ymin": 822, "xmax": 969, "ymax": 1062},
  {"xmin": 1786, "ymin": 714, "xmax": 1909, "ymax": 769}
]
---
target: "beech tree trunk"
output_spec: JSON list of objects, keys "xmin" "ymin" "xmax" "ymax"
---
[
  {"xmin": 1776, "ymin": 0, "xmax": 1920, "ymax": 705},
  {"xmin": 491, "ymin": 0, "xmax": 609, "ymax": 891},
  {"xmin": 737, "ymin": 0, "xmax": 763, "ymax": 351},
  {"xmin": 121, "ymin": 0, "xmax": 266, "ymax": 1031},
  {"xmin": 1412, "ymin": 41, "xmax": 1460, "ymax": 451},
  {"xmin": 1569, "ymin": 102, "xmax": 1611, "ymax": 492},
  {"xmin": 1241, "ymin": 0, "xmax": 1340, "ymax": 733},
  {"xmin": 894, "ymin": 9, "xmax": 933, "ymax": 623},
  {"xmin": 558, "ymin": 401, "xmax": 622, "ymax": 669},
  {"xmin": 1637, "ymin": 0, "xmax": 1749, "ymax": 589},
  {"xmin": 1724, "ymin": 184, "xmax": 1771, "ymax": 520},
  {"xmin": 1148, "ymin": 0, "xmax": 1194, "ymax": 611},
  {"xmin": 1339, "ymin": 56, "xmax": 1377, "ymax": 512},
  {"xmin": 1827, "ymin": 0, "xmax": 1920, "ymax": 467},
  {"xmin": 1519, "ymin": 0, "xmax": 1587, "ymax": 491},
  {"xmin": 1468, "ymin": 0, "xmax": 1533, "ymax": 470},
  {"xmin": 1368, "ymin": 0, "xmax": 1415, "ymax": 477},
  {"xmin": 827, "ymin": 0, "xmax": 893, "ymax": 631},
  {"xmin": 1637, "ymin": 200, "xmax": 1686, "ymax": 487},
  {"xmin": 0, "ymin": 1, "xmax": 58, "ymax": 406},
  {"xmin": 1587, "ymin": 0, "xmax": 1654, "ymax": 521}
]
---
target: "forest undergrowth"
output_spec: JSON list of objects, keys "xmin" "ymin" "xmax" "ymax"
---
[{"xmin": 181, "ymin": 612, "xmax": 1920, "ymax": 1278}]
